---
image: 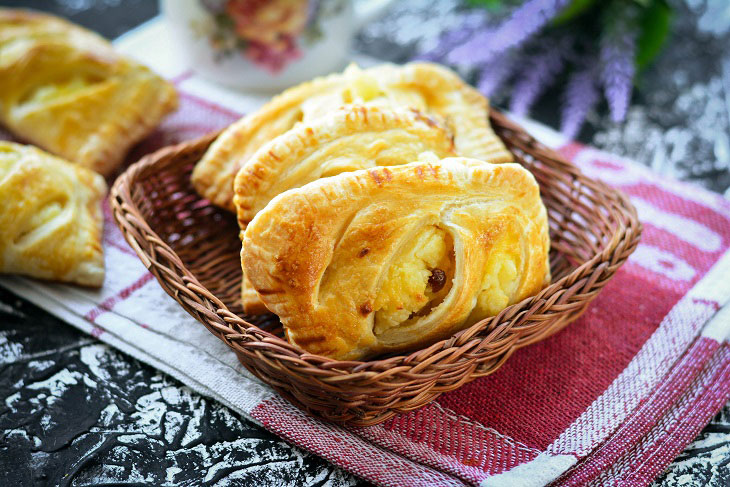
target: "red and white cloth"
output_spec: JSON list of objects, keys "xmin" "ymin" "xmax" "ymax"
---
[{"xmin": 2, "ymin": 19, "xmax": 730, "ymax": 487}]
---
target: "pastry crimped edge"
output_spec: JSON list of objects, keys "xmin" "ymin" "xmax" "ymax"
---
[
  {"xmin": 74, "ymin": 66, "xmax": 178, "ymax": 176},
  {"xmin": 192, "ymin": 61, "xmax": 512, "ymax": 212},
  {"xmin": 0, "ymin": 141, "xmax": 106, "ymax": 287},
  {"xmin": 242, "ymin": 158, "xmax": 550, "ymax": 360},
  {"xmin": 233, "ymin": 104, "xmax": 457, "ymax": 229},
  {"xmin": 191, "ymin": 70, "xmax": 346, "ymax": 211},
  {"xmin": 233, "ymin": 104, "xmax": 459, "ymax": 314},
  {"xmin": 0, "ymin": 8, "xmax": 178, "ymax": 176},
  {"xmin": 375, "ymin": 62, "xmax": 512, "ymax": 164}
]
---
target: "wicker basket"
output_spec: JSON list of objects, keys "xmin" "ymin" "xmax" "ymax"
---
[{"xmin": 110, "ymin": 111, "xmax": 641, "ymax": 426}]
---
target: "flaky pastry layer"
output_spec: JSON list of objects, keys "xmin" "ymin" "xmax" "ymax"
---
[
  {"xmin": 0, "ymin": 9, "xmax": 178, "ymax": 175},
  {"xmin": 233, "ymin": 105, "xmax": 459, "ymax": 313},
  {"xmin": 194, "ymin": 62, "xmax": 512, "ymax": 211},
  {"xmin": 243, "ymin": 158, "xmax": 551, "ymax": 360},
  {"xmin": 0, "ymin": 142, "xmax": 106, "ymax": 286}
]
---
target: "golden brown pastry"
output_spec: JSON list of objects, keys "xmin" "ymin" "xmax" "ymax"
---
[
  {"xmin": 234, "ymin": 104, "xmax": 459, "ymax": 313},
  {"xmin": 0, "ymin": 9, "xmax": 178, "ymax": 176},
  {"xmin": 0, "ymin": 142, "xmax": 106, "ymax": 287},
  {"xmin": 193, "ymin": 62, "xmax": 512, "ymax": 211},
  {"xmin": 243, "ymin": 158, "xmax": 551, "ymax": 360}
]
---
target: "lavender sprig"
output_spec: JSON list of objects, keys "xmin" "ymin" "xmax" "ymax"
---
[
  {"xmin": 415, "ymin": 0, "xmax": 669, "ymax": 140},
  {"xmin": 561, "ymin": 65, "xmax": 599, "ymax": 140},
  {"xmin": 418, "ymin": 11, "xmax": 488, "ymax": 62},
  {"xmin": 509, "ymin": 37, "xmax": 571, "ymax": 116},
  {"xmin": 600, "ymin": 7, "xmax": 639, "ymax": 122},
  {"xmin": 447, "ymin": 0, "xmax": 571, "ymax": 66},
  {"xmin": 476, "ymin": 51, "xmax": 520, "ymax": 97}
]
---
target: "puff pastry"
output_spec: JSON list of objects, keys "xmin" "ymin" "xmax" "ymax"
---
[
  {"xmin": 0, "ymin": 9, "xmax": 178, "ymax": 175},
  {"xmin": 0, "ymin": 142, "xmax": 106, "ymax": 286},
  {"xmin": 243, "ymin": 158, "xmax": 551, "ymax": 360},
  {"xmin": 193, "ymin": 62, "xmax": 512, "ymax": 211},
  {"xmin": 234, "ymin": 104, "xmax": 458, "ymax": 313}
]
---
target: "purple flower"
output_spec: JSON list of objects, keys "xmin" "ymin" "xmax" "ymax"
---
[
  {"xmin": 412, "ymin": 0, "xmax": 647, "ymax": 135},
  {"xmin": 419, "ymin": 27, "xmax": 477, "ymax": 62},
  {"xmin": 477, "ymin": 51, "xmax": 519, "ymax": 97},
  {"xmin": 509, "ymin": 37, "xmax": 571, "ymax": 116},
  {"xmin": 418, "ymin": 12, "xmax": 487, "ymax": 62},
  {"xmin": 447, "ymin": 0, "xmax": 571, "ymax": 66},
  {"xmin": 561, "ymin": 65, "xmax": 599, "ymax": 140},
  {"xmin": 600, "ymin": 8, "xmax": 638, "ymax": 122}
]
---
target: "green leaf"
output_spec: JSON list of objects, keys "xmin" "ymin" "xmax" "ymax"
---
[
  {"xmin": 552, "ymin": 0, "xmax": 599, "ymax": 25},
  {"xmin": 465, "ymin": 0, "xmax": 504, "ymax": 9},
  {"xmin": 636, "ymin": 0, "xmax": 672, "ymax": 69}
]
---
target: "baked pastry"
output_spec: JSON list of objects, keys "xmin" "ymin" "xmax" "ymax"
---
[
  {"xmin": 0, "ymin": 142, "xmax": 106, "ymax": 287},
  {"xmin": 234, "ymin": 105, "xmax": 459, "ymax": 313},
  {"xmin": 193, "ymin": 62, "xmax": 512, "ymax": 211},
  {"xmin": 0, "ymin": 9, "xmax": 178, "ymax": 175},
  {"xmin": 243, "ymin": 158, "xmax": 551, "ymax": 360},
  {"xmin": 234, "ymin": 105, "xmax": 459, "ymax": 228}
]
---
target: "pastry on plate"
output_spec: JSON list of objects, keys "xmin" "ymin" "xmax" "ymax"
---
[
  {"xmin": 193, "ymin": 62, "xmax": 512, "ymax": 211},
  {"xmin": 0, "ymin": 9, "xmax": 178, "ymax": 175},
  {"xmin": 0, "ymin": 142, "xmax": 106, "ymax": 287},
  {"xmin": 234, "ymin": 104, "xmax": 458, "ymax": 313},
  {"xmin": 242, "ymin": 158, "xmax": 551, "ymax": 360}
]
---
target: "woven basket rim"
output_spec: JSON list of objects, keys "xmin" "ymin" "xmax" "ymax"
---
[{"xmin": 110, "ymin": 110, "xmax": 642, "ymax": 375}]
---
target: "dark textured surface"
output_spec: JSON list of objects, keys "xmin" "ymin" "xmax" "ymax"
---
[
  {"xmin": 1, "ymin": 1, "xmax": 729, "ymax": 486},
  {"xmin": 0, "ymin": 0, "xmax": 159, "ymax": 39},
  {"xmin": 0, "ymin": 287, "xmax": 363, "ymax": 487}
]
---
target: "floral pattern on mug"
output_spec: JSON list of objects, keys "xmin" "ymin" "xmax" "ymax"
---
[{"xmin": 195, "ymin": 0, "xmax": 341, "ymax": 73}]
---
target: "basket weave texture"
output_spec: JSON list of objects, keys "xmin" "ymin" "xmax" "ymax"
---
[{"xmin": 110, "ymin": 111, "xmax": 642, "ymax": 426}]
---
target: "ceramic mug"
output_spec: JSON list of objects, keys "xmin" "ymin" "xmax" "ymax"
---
[{"xmin": 161, "ymin": 0, "xmax": 395, "ymax": 91}]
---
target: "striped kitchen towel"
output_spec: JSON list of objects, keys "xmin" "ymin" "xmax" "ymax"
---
[{"xmin": 1, "ymin": 18, "xmax": 730, "ymax": 487}]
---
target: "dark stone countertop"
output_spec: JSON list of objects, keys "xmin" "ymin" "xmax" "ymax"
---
[{"xmin": 1, "ymin": 1, "xmax": 729, "ymax": 486}]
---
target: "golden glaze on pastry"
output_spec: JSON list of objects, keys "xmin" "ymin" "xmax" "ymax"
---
[
  {"xmin": 234, "ymin": 105, "xmax": 459, "ymax": 228},
  {"xmin": 243, "ymin": 159, "xmax": 551, "ymax": 360},
  {"xmin": 193, "ymin": 62, "xmax": 512, "ymax": 211},
  {"xmin": 0, "ymin": 9, "xmax": 178, "ymax": 175},
  {"xmin": 0, "ymin": 142, "xmax": 106, "ymax": 286},
  {"xmin": 234, "ymin": 105, "xmax": 459, "ymax": 313}
]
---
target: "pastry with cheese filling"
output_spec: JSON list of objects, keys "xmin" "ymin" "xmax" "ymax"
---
[
  {"xmin": 242, "ymin": 158, "xmax": 550, "ymax": 360},
  {"xmin": 234, "ymin": 104, "xmax": 459, "ymax": 313}
]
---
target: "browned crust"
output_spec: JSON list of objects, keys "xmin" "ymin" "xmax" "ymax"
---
[
  {"xmin": 233, "ymin": 104, "xmax": 459, "ymax": 313},
  {"xmin": 0, "ymin": 141, "xmax": 106, "ymax": 286},
  {"xmin": 243, "ymin": 158, "xmax": 550, "ymax": 360},
  {"xmin": 0, "ymin": 8, "xmax": 178, "ymax": 176},
  {"xmin": 191, "ymin": 70, "xmax": 345, "ymax": 211},
  {"xmin": 193, "ymin": 61, "xmax": 512, "ymax": 211},
  {"xmin": 233, "ymin": 104, "xmax": 456, "ymax": 229}
]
